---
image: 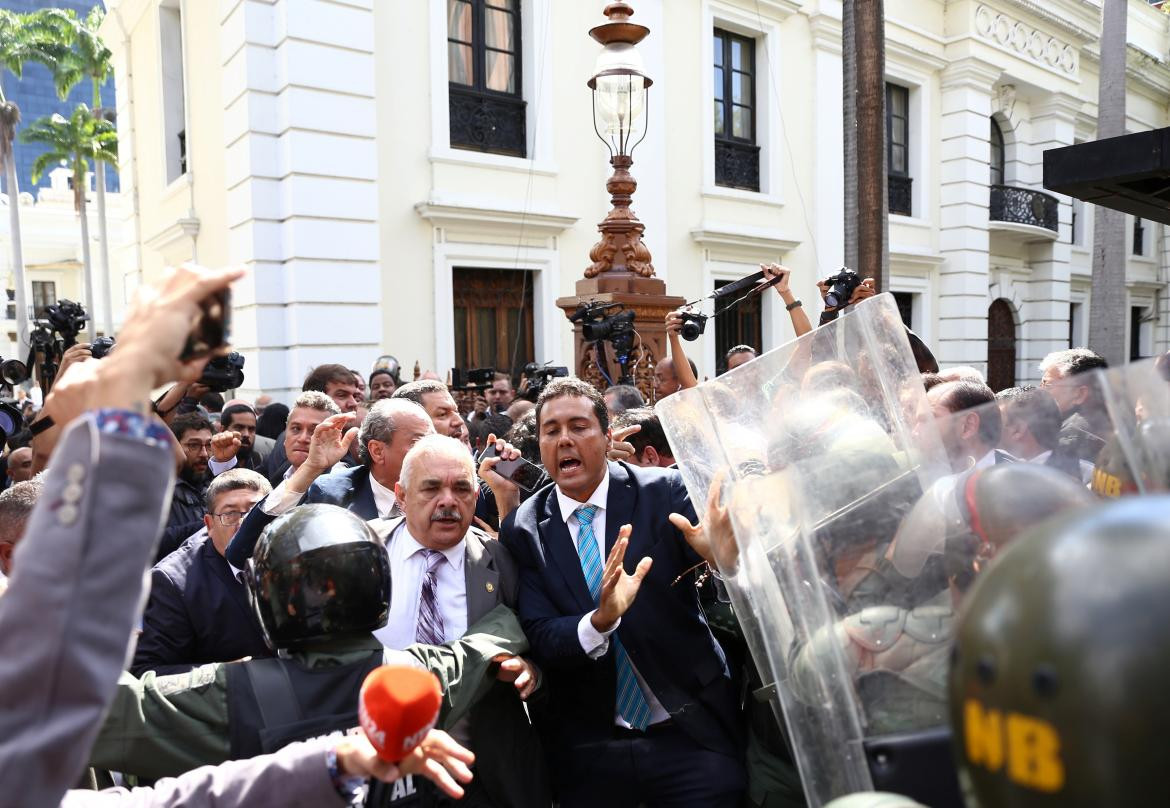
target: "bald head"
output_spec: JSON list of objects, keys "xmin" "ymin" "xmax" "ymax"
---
[{"xmin": 6, "ymin": 448, "xmax": 33, "ymax": 485}]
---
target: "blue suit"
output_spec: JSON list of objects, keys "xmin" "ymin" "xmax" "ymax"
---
[
  {"xmin": 132, "ymin": 529, "xmax": 271, "ymax": 676},
  {"xmin": 224, "ymin": 464, "xmax": 378, "ymax": 569},
  {"xmin": 500, "ymin": 461, "xmax": 745, "ymax": 806}
]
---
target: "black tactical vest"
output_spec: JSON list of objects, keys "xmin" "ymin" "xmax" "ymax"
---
[{"xmin": 225, "ymin": 651, "xmax": 384, "ymax": 758}]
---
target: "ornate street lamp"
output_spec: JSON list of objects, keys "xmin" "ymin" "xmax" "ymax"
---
[
  {"xmin": 584, "ymin": 2, "xmax": 655, "ymax": 280},
  {"xmin": 557, "ymin": 2, "xmax": 683, "ymax": 397}
]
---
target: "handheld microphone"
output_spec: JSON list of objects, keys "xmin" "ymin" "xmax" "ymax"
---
[{"xmin": 358, "ymin": 665, "xmax": 443, "ymax": 762}]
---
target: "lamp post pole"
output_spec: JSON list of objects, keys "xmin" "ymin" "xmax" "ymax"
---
[{"xmin": 556, "ymin": 2, "xmax": 683, "ymax": 400}]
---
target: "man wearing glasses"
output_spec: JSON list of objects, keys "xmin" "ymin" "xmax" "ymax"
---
[
  {"xmin": 159, "ymin": 413, "xmax": 217, "ymax": 561},
  {"xmin": 132, "ymin": 469, "xmax": 274, "ymax": 676}
]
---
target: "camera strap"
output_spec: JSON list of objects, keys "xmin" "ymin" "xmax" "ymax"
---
[{"xmin": 683, "ymin": 270, "xmax": 783, "ymax": 314}]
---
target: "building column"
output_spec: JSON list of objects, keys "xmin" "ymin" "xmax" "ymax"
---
[
  {"xmin": 220, "ymin": 0, "xmax": 382, "ymax": 401},
  {"xmin": 1022, "ymin": 93, "xmax": 1081, "ymax": 382},
  {"xmin": 809, "ymin": 13, "xmax": 846, "ymax": 275},
  {"xmin": 937, "ymin": 59, "xmax": 999, "ymax": 371}
]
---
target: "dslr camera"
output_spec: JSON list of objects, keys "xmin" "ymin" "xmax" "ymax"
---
[
  {"xmin": 678, "ymin": 311, "xmax": 708, "ymax": 342},
  {"xmin": 199, "ymin": 351, "xmax": 245, "ymax": 393},
  {"xmin": 822, "ymin": 268, "xmax": 863, "ymax": 309},
  {"xmin": 90, "ymin": 336, "xmax": 116, "ymax": 359}
]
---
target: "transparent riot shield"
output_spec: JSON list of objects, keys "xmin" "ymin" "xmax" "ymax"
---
[
  {"xmin": 1091, "ymin": 356, "xmax": 1170, "ymax": 495},
  {"xmin": 656, "ymin": 295, "xmax": 1096, "ymax": 807}
]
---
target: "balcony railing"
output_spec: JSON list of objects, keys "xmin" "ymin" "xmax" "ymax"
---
[{"xmin": 989, "ymin": 184, "xmax": 1058, "ymax": 233}]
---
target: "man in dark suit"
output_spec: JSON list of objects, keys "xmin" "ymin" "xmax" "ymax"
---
[
  {"xmin": 368, "ymin": 432, "xmax": 549, "ymax": 807},
  {"xmin": 500, "ymin": 378, "xmax": 745, "ymax": 808},
  {"xmin": 224, "ymin": 399, "xmax": 434, "ymax": 569},
  {"xmin": 132, "ymin": 468, "xmax": 274, "ymax": 676}
]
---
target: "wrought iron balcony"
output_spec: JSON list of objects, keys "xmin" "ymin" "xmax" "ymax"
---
[
  {"xmin": 715, "ymin": 138, "xmax": 761, "ymax": 192},
  {"xmin": 989, "ymin": 184, "xmax": 1058, "ymax": 233},
  {"xmin": 888, "ymin": 174, "xmax": 912, "ymax": 216},
  {"xmin": 449, "ymin": 86, "xmax": 527, "ymax": 158}
]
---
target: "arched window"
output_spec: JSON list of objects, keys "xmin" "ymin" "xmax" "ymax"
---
[{"xmin": 989, "ymin": 118, "xmax": 1005, "ymax": 186}]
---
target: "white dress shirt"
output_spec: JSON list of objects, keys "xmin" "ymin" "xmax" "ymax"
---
[
  {"xmin": 374, "ymin": 522, "xmax": 467, "ymax": 651},
  {"xmin": 368, "ymin": 474, "xmax": 400, "ymax": 519},
  {"xmin": 555, "ymin": 471, "xmax": 670, "ymax": 727}
]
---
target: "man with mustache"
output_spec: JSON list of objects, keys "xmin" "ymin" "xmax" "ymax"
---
[{"xmin": 367, "ymin": 433, "xmax": 550, "ymax": 808}]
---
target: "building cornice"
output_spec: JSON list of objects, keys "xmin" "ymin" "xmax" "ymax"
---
[
  {"xmin": 690, "ymin": 222, "xmax": 800, "ymax": 264},
  {"xmin": 999, "ymin": 0, "xmax": 1098, "ymax": 44},
  {"xmin": 414, "ymin": 199, "xmax": 578, "ymax": 237},
  {"xmin": 886, "ymin": 38, "xmax": 948, "ymax": 74},
  {"xmin": 144, "ymin": 216, "xmax": 200, "ymax": 254}
]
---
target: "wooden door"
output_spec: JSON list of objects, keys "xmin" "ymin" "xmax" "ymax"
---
[
  {"xmin": 452, "ymin": 268, "xmax": 534, "ymax": 380},
  {"xmin": 987, "ymin": 299, "xmax": 1016, "ymax": 392}
]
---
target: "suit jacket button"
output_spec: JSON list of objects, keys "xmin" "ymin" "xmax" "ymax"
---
[
  {"xmin": 486, "ymin": 582, "xmax": 495, "ymax": 593},
  {"xmin": 58, "ymin": 504, "xmax": 78, "ymax": 525},
  {"xmin": 66, "ymin": 464, "xmax": 86, "ymax": 483},
  {"xmin": 63, "ymin": 483, "xmax": 84, "ymax": 504}
]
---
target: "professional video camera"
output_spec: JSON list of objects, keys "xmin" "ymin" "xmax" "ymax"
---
[
  {"xmin": 570, "ymin": 301, "xmax": 638, "ymax": 386},
  {"xmin": 822, "ymin": 267, "xmax": 863, "ymax": 309},
  {"xmin": 198, "ymin": 351, "xmax": 245, "ymax": 393},
  {"xmin": 0, "ymin": 356, "xmax": 28, "ymax": 387},
  {"xmin": 520, "ymin": 361, "xmax": 569, "ymax": 402},
  {"xmin": 44, "ymin": 300, "xmax": 88, "ymax": 347},
  {"xmin": 450, "ymin": 367, "xmax": 496, "ymax": 391}
]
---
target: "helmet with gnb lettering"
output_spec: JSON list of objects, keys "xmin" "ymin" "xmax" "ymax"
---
[{"xmin": 949, "ymin": 496, "xmax": 1170, "ymax": 807}]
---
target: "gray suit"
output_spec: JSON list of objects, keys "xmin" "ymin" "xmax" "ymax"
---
[
  {"xmin": 370, "ymin": 517, "xmax": 551, "ymax": 808},
  {"xmin": 0, "ymin": 414, "xmax": 354, "ymax": 808}
]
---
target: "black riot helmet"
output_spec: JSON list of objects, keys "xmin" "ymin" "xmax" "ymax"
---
[
  {"xmin": 246, "ymin": 504, "xmax": 391, "ymax": 651},
  {"xmin": 950, "ymin": 496, "xmax": 1170, "ymax": 807}
]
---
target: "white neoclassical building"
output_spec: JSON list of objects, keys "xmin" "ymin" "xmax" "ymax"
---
[{"xmin": 99, "ymin": 0, "xmax": 1170, "ymax": 400}]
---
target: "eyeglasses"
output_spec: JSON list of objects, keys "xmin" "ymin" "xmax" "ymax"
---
[
  {"xmin": 210, "ymin": 510, "xmax": 249, "ymax": 526},
  {"xmin": 182, "ymin": 441, "xmax": 213, "ymax": 454}
]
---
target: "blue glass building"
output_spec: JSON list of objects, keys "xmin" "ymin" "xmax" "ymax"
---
[{"xmin": 0, "ymin": 0, "xmax": 119, "ymax": 194}]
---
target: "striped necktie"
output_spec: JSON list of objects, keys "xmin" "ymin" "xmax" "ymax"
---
[
  {"xmin": 574, "ymin": 504, "xmax": 653, "ymax": 730},
  {"xmin": 415, "ymin": 549, "xmax": 446, "ymax": 645}
]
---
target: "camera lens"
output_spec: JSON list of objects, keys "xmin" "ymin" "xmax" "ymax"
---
[
  {"xmin": 681, "ymin": 321, "xmax": 702, "ymax": 342},
  {"xmin": 0, "ymin": 359, "xmax": 28, "ymax": 386}
]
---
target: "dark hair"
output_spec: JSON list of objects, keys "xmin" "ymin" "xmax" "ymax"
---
[
  {"xmin": 997, "ymin": 386, "xmax": 1062, "ymax": 450},
  {"xmin": 603, "ymin": 384, "xmax": 645, "ymax": 414},
  {"xmin": 503, "ymin": 409, "xmax": 540, "ymax": 464},
  {"xmin": 725, "ymin": 344, "xmax": 757, "ymax": 361},
  {"xmin": 391, "ymin": 379, "xmax": 449, "ymax": 407},
  {"xmin": 204, "ymin": 468, "xmax": 271, "ymax": 512},
  {"xmin": 922, "ymin": 372, "xmax": 945, "ymax": 392},
  {"xmin": 937, "ymin": 381, "xmax": 1001, "ymax": 447},
  {"xmin": 612, "ymin": 408, "xmax": 672, "ymax": 461},
  {"xmin": 220, "ymin": 403, "xmax": 256, "ymax": 429},
  {"xmin": 369, "ymin": 368, "xmax": 395, "ymax": 387},
  {"xmin": 536, "ymin": 377, "xmax": 609, "ymax": 433},
  {"xmin": 256, "ymin": 403, "xmax": 289, "ymax": 440},
  {"xmin": 171, "ymin": 412, "xmax": 213, "ymax": 441},
  {"xmin": 302, "ymin": 363, "xmax": 356, "ymax": 393},
  {"xmin": 199, "ymin": 391, "xmax": 225, "ymax": 413}
]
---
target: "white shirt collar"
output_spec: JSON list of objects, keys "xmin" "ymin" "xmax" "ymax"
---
[
  {"xmin": 398, "ymin": 522, "xmax": 465, "ymax": 571},
  {"xmin": 555, "ymin": 469, "xmax": 610, "ymax": 524},
  {"xmin": 974, "ymin": 449, "xmax": 998, "ymax": 470},
  {"xmin": 368, "ymin": 473, "xmax": 399, "ymax": 518},
  {"xmin": 1030, "ymin": 450, "xmax": 1053, "ymax": 465}
]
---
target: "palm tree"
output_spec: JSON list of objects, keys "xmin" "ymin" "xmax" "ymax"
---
[
  {"xmin": 47, "ymin": 7, "xmax": 117, "ymax": 336},
  {"xmin": 20, "ymin": 105, "xmax": 117, "ymax": 342},
  {"xmin": 0, "ymin": 9, "xmax": 71, "ymax": 354}
]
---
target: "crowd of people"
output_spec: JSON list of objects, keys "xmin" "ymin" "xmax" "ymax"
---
[{"xmin": 0, "ymin": 261, "xmax": 1166, "ymax": 808}]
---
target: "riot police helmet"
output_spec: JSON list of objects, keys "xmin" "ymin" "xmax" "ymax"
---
[
  {"xmin": 246, "ymin": 504, "xmax": 391, "ymax": 651},
  {"xmin": 950, "ymin": 496, "xmax": 1170, "ymax": 806}
]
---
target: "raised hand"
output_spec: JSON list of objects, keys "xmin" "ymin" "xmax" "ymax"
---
[
  {"xmin": 607, "ymin": 423, "xmax": 642, "ymax": 463},
  {"xmin": 668, "ymin": 468, "xmax": 740, "ymax": 573},
  {"xmin": 478, "ymin": 432, "xmax": 522, "ymax": 520},
  {"xmin": 211, "ymin": 430, "xmax": 242, "ymax": 463},
  {"xmin": 305, "ymin": 413, "xmax": 359, "ymax": 472},
  {"xmin": 591, "ymin": 525, "xmax": 653, "ymax": 632},
  {"xmin": 335, "ymin": 729, "xmax": 475, "ymax": 798}
]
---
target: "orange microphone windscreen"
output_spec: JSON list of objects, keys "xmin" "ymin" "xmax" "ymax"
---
[{"xmin": 359, "ymin": 665, "xmax": 443, "ymax": 762}]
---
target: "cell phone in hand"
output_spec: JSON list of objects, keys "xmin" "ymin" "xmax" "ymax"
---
[
  {"xmin": 478, "ymin": 444, "xmax": 546, "ymax": 492},
  {"xmin": 180, "ymin": 287, "xmax": 232, "ymax": 361}
]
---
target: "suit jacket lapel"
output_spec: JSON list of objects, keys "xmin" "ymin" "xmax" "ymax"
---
[
  {"xmin": 354, "ymin": 468, "xmax": 379, "ymax": 520},
  {"xmin": 605, "ymin": 461, "xmax": 637, "ymax": 558},
  {"xmin": 540, "ymin": 494, "xmax": 596, "ymax": 612},
  {"xmin": 463, "ymin": 532, "xmax": 500, "ymax": 624},
  {"xmin": 204, "ymin": 537, "xmax": 252, "ymax": 616}
]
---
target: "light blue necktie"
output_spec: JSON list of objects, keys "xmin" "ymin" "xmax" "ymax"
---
[{"xmin": 574, "ymin": 504, "xmax": 653, "ymax": 730}]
